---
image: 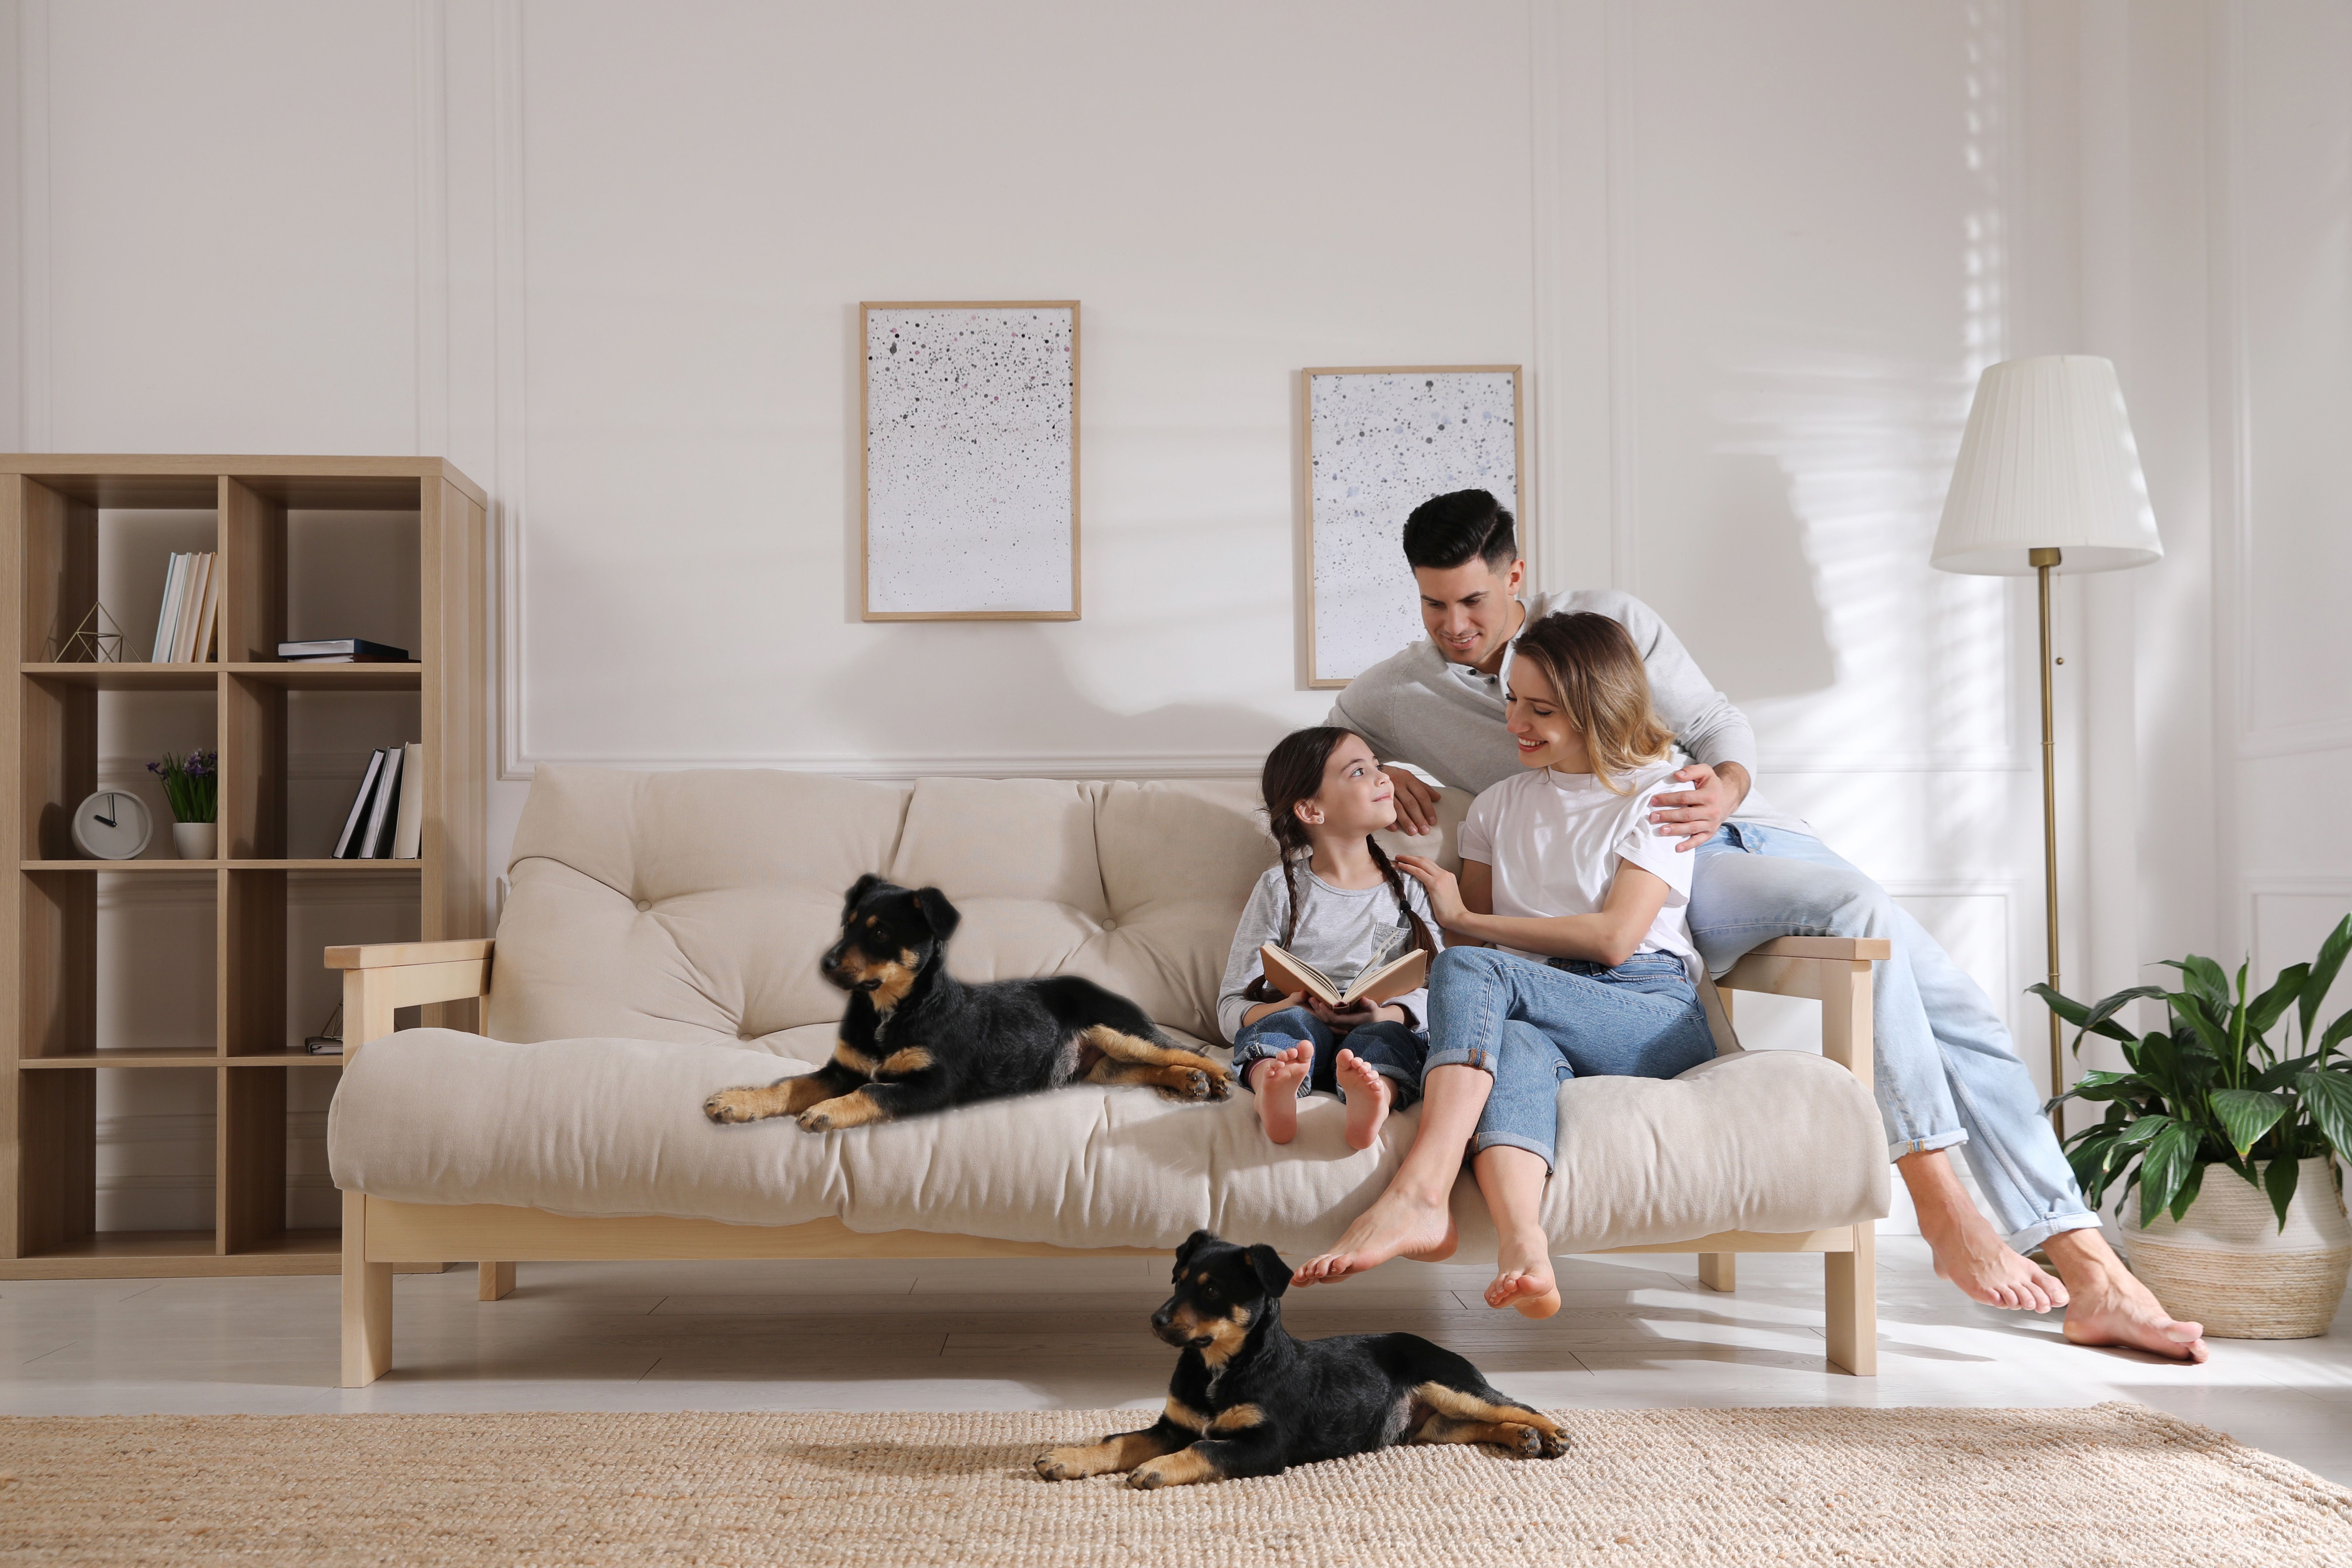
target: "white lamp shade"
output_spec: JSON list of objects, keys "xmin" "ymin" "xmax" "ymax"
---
[{"xmin": 1931, "ymin": 355, "xmax": 2163, "ymax": 576}]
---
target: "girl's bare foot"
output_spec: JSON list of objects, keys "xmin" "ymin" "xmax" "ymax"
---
[
  {"xmin": 1292, "ymin": 1188, "xmax": 1458, "ymax": 1286},
  {"xmin": 2045, "ymin": 1229, "xmax": 2210, "ymax": 1363},
  {"xmin": 1899, "ymin": 1150, "xmax": 2067, "ymax": 1312},
  {"xmin": 1250, "ymin": 1045, "xmax": 1314, "ymax": 1144},
  {"xmin": 1486, "ymin": 1225, "xmax": 1562, "ymax": 1318},
  {"xmin": 1336, "ymin": 1049, "xmax": 1394, "ymax": 1150}
]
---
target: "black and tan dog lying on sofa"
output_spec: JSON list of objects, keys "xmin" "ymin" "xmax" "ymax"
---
[
  {"xmin": 704, "ymin": 874, "xmax": 1232, "ymax": 1133},
  {"xmin": 1038, "ymin": 1231, "xmax": 1567, "ymax": 1488}
]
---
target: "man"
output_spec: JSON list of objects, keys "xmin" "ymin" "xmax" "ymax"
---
[{"xmin": 1311, "ymin": 488, "xmax": 2204, "ymax": 1363}]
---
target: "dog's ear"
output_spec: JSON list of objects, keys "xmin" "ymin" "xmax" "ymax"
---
[
  {"xmin": 1174, "ymin": 1229, "xmax": 1217, "ymax": 1271},
  {"xmin": 911, "ymin": 887, "xmax": 961, "ymax": 941},
  {"xmin": 841, "ymin": 873, "xmax": 886, "ymax": 923},
  {"xmin": 1245, "ymin": 1244, "xmax": 1292, "ymax": 1299}
]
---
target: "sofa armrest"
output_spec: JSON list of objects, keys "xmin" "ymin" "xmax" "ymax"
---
[
  {"xmin": 1714, "ymin": 935, "xmax": 1887, "ymax": 1088},
  {"xmin": 324, "ymin": 939, "xmax": 495, "ymax": 970},
  {"xmin": 324, "ymin": 939, "xmax": 495, "ymax": 1055},
  {"xmin": 1734, "ymin": 936, "xmax": 1891, "ymax": 963}
]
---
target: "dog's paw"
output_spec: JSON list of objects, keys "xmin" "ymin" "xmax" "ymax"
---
[
  {"xmin": 703, "ymin": 1088, "xmax": 765, "ymax": 1124},
  {"xmin": 1198, "ymin": 1068, "xmax": 1233, "ymax": 1101},
  {"xmin": 1124, "ymin": 1464, "xmax": 1171, "ymax": 1490},
  {"xmin": 1500, "ymin": 1422, "xmax": 1567, "ymax": 1460},
  {"xmin": 1034, "ymin": 1450, "xmax": 1086, "ymax": 1482},
  {"xmin": 795, "ymin": 1105, "xmax": 838, "ymax": 1133}
]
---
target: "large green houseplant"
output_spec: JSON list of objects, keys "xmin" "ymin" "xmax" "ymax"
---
[
  {"xmin": 2041, "ymin": 913, "xmax": 2352, "ymax": 1228},
  {"xmin": 2038, "ymin": 913, "xmax": 2352, "ymax": 1338}
]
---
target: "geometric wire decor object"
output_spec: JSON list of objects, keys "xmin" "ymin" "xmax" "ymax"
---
[
  {"xmin": 1301, "ymin": 365, "xmax": 1523, "ymax": 688},
  {"xmin": 860, "ymin": 301, "xmax": 1080, "ymax": 621},
  {"xmin": 44, "ymin": 601, "xmax": 126, "ymax": 663}
]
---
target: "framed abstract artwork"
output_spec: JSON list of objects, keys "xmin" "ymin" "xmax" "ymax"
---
[
  {"xmin": 860, "ymin": 300, "xmax": 1080, "ymax": 620},
  {"xmin": 1300, "ymin": 365, "xmax": 1524, "ymax": 688}
]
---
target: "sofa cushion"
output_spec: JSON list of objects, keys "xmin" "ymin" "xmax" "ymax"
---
[
  {"xmin": 484, "ymin": 765, "xmax": 1465, "ymax": 1050},
  {"xmin": 328, "ymin": 1029, "xmax": 1887, "ymax": 1255}
]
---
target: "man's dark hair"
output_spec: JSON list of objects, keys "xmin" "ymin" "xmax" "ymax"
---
[{"xmin": 1401, "ymin": 489, "xmax": 1518, "ymax": 572}]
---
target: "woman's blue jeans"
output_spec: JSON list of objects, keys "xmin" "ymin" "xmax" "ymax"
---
[
  {"xmin": 1230, "ymin": 1008, "xmax": 1426, "ymax": 1108},
  {"xmin": 1690, "ymin": 822, "xmax": 2099, "ymax": 1251},
  {"xmin": 1423, "ymin": 946, "xmax": 1717, "ymax": 1170}
]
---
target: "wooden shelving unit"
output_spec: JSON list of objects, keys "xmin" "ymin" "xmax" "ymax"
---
[{"xmin": 0, "ymin": 456, "xmax": 485, "ymax": 1278}]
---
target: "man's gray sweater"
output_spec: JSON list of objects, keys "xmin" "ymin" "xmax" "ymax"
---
[{"xmin": 1325, "ymin": 588, "xmax": 1808, "ymax": 833}]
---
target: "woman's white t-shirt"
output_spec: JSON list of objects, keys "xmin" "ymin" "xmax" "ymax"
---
[{"xmin": 1457, "ymin": 758, "xmax": 1702, "ymax": 981}]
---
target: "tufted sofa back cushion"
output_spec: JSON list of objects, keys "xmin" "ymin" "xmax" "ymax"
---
[{"xmin": 485, "ymin": 764, "xmax": 1381, "ymax": 1049}]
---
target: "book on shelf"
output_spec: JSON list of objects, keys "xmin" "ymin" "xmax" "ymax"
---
[
  {"xmin": 391, "ymin": 742, "xmax": 425, "ymax": 859},
  {"xmin": 191, "ymin": 554, "xmax": 219, "ymax": 661},
  {"xmin": 332, "ymin": 749, "xmax": 388, "ymax": 859},
  {"xmin": 360, "ymin": 743, "xmax": 403, "ymax": 858},
  {"xmin": 1258, "ymin": 943, "xmax": 1427, "ymax": 1009},
  {"xmin": 277, "ymin": 638, "xmax": 411, "ymax": 663},
  {"xmin": 148, "ymin": 551, "xmax": 219, "ymax": 663},
  {"xmin": 150, "ymin": 553, "xmax": 185, "ymax": 662}
]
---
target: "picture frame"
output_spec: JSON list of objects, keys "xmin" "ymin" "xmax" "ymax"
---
[
  {"xmin": 1299, "ymin": 365, "xmax": 1526, "ymax": 689},
  {"xmin": 860, "ymin": 300, "xmax": 1082, "ymax": 622}
]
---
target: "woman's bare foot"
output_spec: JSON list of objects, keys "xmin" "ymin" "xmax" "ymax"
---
[
  {"xmin": 1336, "ymin": 1050, "xmax": 1394, "ymax": 1150},
  {"xmin": 1898, "ymin": 1150, "xmax": 2067, "ymax": 1312},
  {"xmin": 1250, "ymin": 1045, "xmax": 1313, "ymax": 1144},
  {"xmin": 2045, "ymin": 1229, "xmax": 2210, "ymax": 1364},
  {"xmin": 1292, "ymin": 1187, "xmax": 1458, "ymax": 1286},
  {"xmin": 1485, "ymin": 1225, "xmax": 1561, "ymax": 1318}
]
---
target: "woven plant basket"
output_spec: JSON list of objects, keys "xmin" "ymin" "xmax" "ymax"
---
[{"xmin": 2123, "ymin": 1155, "xmax": 2352, "ymax": 1339}]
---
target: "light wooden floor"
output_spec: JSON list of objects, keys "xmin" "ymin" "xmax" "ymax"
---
[{"xmin": 6, "ymin": 1237, "xmax": 2350, "ymax": 1486}]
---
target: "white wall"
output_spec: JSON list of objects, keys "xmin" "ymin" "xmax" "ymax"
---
[{"xmin": 9, "ymin": 1, "xmax": 2345, "ymax": 1230}]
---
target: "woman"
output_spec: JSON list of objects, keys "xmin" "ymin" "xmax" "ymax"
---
[{"xmin": 1292, "ymin": 611, "xmax": 1718, "ymax": 1317}]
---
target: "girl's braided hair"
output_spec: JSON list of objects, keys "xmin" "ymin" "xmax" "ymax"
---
[{"xmin": 1245, "ymin": 726, "xmax": 1438, "ymax": 1000}]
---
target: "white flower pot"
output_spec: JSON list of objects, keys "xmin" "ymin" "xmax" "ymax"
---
[
  {"xmin": 2122, "ymin": 1156, "xmax": 2352, "ymax": 1339},
  {"xmin": 172, "ymin": 821, "xmax": 217, "ymax": 861}
]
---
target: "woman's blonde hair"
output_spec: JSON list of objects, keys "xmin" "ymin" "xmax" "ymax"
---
[{"xmin": 1510, "ymin": 611, "xmax": 1674, "ymax": 793}]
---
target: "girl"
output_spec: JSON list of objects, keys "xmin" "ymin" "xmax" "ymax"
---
[
  {"xmin": 1294, "ymin": 611, "xmax": 1718, "ymax": 1317},
  {"xmin": 1217, "ymin": 728, "xmax": 1445, "ymax": 1150}
]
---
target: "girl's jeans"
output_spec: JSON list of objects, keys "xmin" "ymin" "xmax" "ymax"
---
[
  {"xmin": 1423, "ymin": 946, "xmax": 1716, "ymax": 1170},
  {"xmin": 1692, "ymin": 822, "xmax": 2098, "ymax": 1251},
  {"xmin": 1230, "ymin": 1008, "xmax": 1427, "ymax": 1108}
]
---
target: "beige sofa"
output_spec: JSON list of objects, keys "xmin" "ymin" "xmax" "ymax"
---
[{"xmin": 326, "ymin": 765, "xmax": 1890, "ymax": 1387}]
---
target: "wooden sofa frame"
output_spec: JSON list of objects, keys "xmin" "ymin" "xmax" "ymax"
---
[{"xmin": 327, "ymin": 933, "xmax": 1889, "ymax": 1388}]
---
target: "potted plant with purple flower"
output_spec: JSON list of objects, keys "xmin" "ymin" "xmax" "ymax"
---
[{"xmin": 149, "ymin": 748, "xmax": 218, "ymax": 861}]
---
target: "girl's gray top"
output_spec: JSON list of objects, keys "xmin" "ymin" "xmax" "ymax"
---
[{"xmin": 1215, "ymin": 862, "xmax": 1445, "ymax": 1044}]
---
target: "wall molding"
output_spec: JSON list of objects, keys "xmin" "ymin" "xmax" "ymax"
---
[
  {"xmin": 412, "ymin": 0, "xmax": 449, "ymax": 460},
  {"xmin": 2211, "ymin": 4, "xmax": 2352, "ymax": 769},
  {"xmin": 491, "ymin": 0, "xmax": 528, "ymax": 781},
  {"xmin": 1601, "ymin": 0, "xmax": 1638, "ymax": 596},
  {"xmin": 17, "ymin": 0, "xmax": 47, "ymax": 452}
]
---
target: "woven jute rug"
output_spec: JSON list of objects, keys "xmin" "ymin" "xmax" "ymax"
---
[{"xmin": 3, "ymin": 1401, "xmax": 2347, "ymax": 1566}]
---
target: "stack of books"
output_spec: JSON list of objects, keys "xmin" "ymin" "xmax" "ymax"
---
[
  {"xmin": 278, "ymin": 638, "xmax": 410, "ymax": 664},
  {"xmin": 334, "ymin": 743, "xmax": 426, "ymax": 859},
  {"xmin": 151, "ymin": 553, "xmax": 220, "ymax": 663}
]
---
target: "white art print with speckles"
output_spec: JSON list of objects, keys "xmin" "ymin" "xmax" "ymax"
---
[
  {"xmin": 1307, "ymin": 369, "xmax": 1521, "ymax": 685},
  {"xmin": 863, "ymin": 305, "xmax": 1077, "ymax": 618}
]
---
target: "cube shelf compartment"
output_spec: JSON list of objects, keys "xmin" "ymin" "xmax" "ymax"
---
[{"xmin": 2, "ymin": 456, "xmax": 485, "ymax": 1278}]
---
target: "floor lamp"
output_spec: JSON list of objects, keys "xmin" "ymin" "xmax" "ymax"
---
[{"xmin": 1930, "ymin": 356, "xmax": 2163, "ymax": 1132}]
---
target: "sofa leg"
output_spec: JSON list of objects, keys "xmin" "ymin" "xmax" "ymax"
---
[
  {"xmin": 1823, "ymin": 1224, "xmax": 1877, "ymax": 1376},
  {"xmin": 341, "ymin": 1191, "xmax": 393, "ymax": 1388},
  {"xmin": 1697, "ymin": 1253, "xmax": 1736, "ymax": 1293},
  {"xmin": 478, "ymin": 1261, "xmax": 516, "ymax": 1301}
]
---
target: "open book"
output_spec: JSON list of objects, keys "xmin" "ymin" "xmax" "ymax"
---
[{"xmin": 1259, "ymin": 943, "xmax": 1428, "ymax": 1009}]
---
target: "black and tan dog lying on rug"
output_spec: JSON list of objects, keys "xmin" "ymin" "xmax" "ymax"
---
[
  {"xmin": 703, "ymin": 874, "xmax": 1231, "ymax": 1133},
  {"xmin": 1037, "ymin": 1231, "xmax": 1567, "ymax": 1489}
]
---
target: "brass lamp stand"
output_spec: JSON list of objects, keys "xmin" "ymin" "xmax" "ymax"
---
[{"xmin": 2031, "ymin": 546, "xmax": 2063, "ymax": 1133}]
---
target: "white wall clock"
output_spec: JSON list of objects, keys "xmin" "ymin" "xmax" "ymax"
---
[{"xmin": 71, "ymin": 790, "xmax": 154, "ymax": 860}]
